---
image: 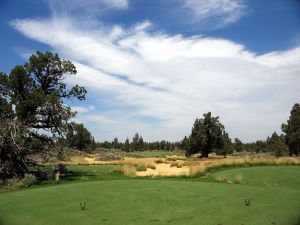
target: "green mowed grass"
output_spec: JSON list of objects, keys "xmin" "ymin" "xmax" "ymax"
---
[
  {"xmin": 0, "ymin": 166, "xmax": 299, "ymax": 225},
  {"xmin": 212, "ymin": 166, "xmax": 300, "ymax": 189}
]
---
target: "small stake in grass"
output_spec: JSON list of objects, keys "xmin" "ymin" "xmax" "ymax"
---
[
  {"xmin": 244, "ymin": 198, "xmax": 250, "ymax": 206},
  {"xmin": 80, "ymin": 202, "xmax": 86, "ymax": 210}
]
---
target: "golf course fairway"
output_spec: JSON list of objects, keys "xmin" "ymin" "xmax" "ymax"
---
[{"xmin": 0, "ymin": 166, "xmax": 299, "ymax": 225}]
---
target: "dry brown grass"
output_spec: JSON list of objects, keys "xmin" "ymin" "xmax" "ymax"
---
[
  {"xmin": 208, "ymin": 156, "xmax": 300, "ymax": 168},
  {"xmin": 122, "ymin": 166, "xmax": 137, "ymax": 177},
  {"xmin": 122, "ymin": 157, "xmax": 157, "ymax": 168},
  {"xmin": 185, "ymin": 156, "xmax": 300, "ymax": 177},
  {"xmin": 62, "ymin": 153, "xmax": 300, "ymax": 178},
  {"xmin": 188, "ymin": 164, "xmax": 206, "ymax": 177}
]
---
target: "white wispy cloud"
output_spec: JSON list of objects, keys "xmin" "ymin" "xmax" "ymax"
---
[
  {"xmin": 49, "ymin": 0, "xmax": 129, "ymax": 18},
  {"xmin": 10, "ymin": 14, "xmax": 300, "ymax": 142},
  {"xmin": 183, "ymin": 0, "xmax": 246, "ymax": 27}
]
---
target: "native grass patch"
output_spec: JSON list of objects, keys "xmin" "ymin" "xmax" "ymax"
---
[{"xmin": 59, "ymin": 152, "xmax": 300, "ymax": 178}]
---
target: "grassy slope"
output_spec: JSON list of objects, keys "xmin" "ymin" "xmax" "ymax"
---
[
  {"xmin": 0, "ymin": 166, "xmax": 299, "ymax": 225},
  {"xmin": 211, "ymin": 166, "xmax": 300, "ymax": 189}
]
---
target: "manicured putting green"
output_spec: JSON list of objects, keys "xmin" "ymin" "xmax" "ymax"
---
[{"xmin": 0, "ymin": 166, "xmax": 299, "ymax": 225}]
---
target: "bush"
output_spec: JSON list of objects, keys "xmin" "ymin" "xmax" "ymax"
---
[
  {"xmin": 122, "ymin": 166, "xmax": 137, "ymax": 177},
  {"xmin": 215, "ymin": 175, "xmax": 229, "ymax": 183},
  {"xmin": 155, "ymin": 159, "xmax": 164, "ymax": 164},
  {"xmin": 234, "ymin": 174, "xmax": 243, "ymax": 184},
  {"xmin": 136, "ymin": 163, "xmax": 147, "ymax": 171},
  {"xmin": 21, "ymin": 174, "xmax": 36, "ymax": 187},
  {"xmin": 5, "ymin": 178, "xmax": 22, "ymax": 191},
  {"xmin": 147, "ymin": 165, "xmax": 156, "ymax": 170}
]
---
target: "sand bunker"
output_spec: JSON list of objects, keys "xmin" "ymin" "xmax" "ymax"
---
[{"xmin": 136, "ymin": 163, "xmax": 190, "ymax": 177}]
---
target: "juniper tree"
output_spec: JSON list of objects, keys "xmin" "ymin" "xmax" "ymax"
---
[
  {"xmin": 186, "ymin": 112, "xmax": 225, "ymax": 157},
  {"xmin": 66, "ymin": 123, "xmax": 95, "ymax": 152},
  {"xmin": 282, "ymin": 103, "xmax": 300, "ymax": 156},
  {"xmin": 0, "ymin": 51, "xmax": 86, "ymax": 178},
  {"xmin": 266, "ymin": 132, "xmax": 288, "ymax": 157}
]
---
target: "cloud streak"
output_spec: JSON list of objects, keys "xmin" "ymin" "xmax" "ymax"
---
[
  {"xmin": 183, "ymin": 0, "xmax": 246, "ymax": 27},
  {"xmin": 10, "ymin": 12, "xmax": 300, "ymax": 142},
  {"xmin": 49, "ymin": 0, "xmax": 129, "ymax": 18}
]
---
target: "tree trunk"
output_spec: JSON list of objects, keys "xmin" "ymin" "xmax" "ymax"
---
[
  {"xmin": 201, "ymin": 150, "xmax": 209, "ymax": 158},
  {"xmin": 201, "ymin": 146, "xmax": 212, "ymax": 158}
]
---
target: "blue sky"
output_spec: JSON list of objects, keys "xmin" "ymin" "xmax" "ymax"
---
[{"xmin": 0, "ymin": 0, "xmax": 300, "ymax": 142}]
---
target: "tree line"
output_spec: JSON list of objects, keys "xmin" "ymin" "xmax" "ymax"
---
[{"xmin": 96, "ymin": 134, "xmax": 181, "ymax": 152}]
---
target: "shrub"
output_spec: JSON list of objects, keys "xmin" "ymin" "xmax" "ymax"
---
[
  {"xmin": 155, "ymin": 159, "xmax": 164, "ymax": 164},
  {"xmin": 122, "ymin": 166, "xmax": 137, "ymax": 177},
  {"xmin": 5, "ymin": 178, "xmax": 22, "ymax": 191},
  {"xmin": 167, "ymin": 158, "xmax": 177, "ymax": 162},
  {"xmin": 234, "ymin": 174, "xmax": 243, "ymax": 184},
  {"xmin": 147, "ymin": 165, "xmax": 156, "ymax": 170},
  {"xmin": 21, "ymin": 174, "xmax": 36, "ymax": 187},
  {"xmin": 136, "ymin": 163, "xmax": 147, "ymax": 171},
  {"xmin": 215, "ymin": 175, "xmax": 229, "ymax": 183}
]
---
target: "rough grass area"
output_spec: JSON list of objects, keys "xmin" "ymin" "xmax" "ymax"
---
[{"xmin": 0, "ymin": 166, "xmax": 299, "ymax": 225}]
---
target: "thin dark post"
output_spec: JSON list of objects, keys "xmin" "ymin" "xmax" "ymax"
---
[
  {"xmin": 80, "ymin": 202, "xmax": 86, "ymax": 210},
  {"xmin": 244, "ymin": 198, "xmax": 250, "ymax": 206}
]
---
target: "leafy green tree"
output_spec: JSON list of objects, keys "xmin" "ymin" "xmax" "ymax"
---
[
  {"xmin": 0, "ymin": 51, "xmax": 86, "ymax": 178},
  {"xmin": 186, "ymin": 112, "xmax": 225, "ymax": 157},
  {"xmin": 282, "ymin": 103, "xmax": 300, "ymax": 156},
  {"xmin": 266, "ymin": 132, "xmax": 288, "ymax": 157},
  {"xmin": 122, "ymin": 138, "xmax": 130, "ymax": 152},
  {"xmin": 66, "ymin": 123, "xmax": 95, "ymax": 152},
  {"xmin": 234, "ymin": 138, "xmax": 243, "ymax": 152}
]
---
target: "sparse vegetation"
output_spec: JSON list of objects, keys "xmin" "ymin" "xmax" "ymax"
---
[{"xmin": 20, "ymin": 173, "xmax": 36, "ymax": 187}]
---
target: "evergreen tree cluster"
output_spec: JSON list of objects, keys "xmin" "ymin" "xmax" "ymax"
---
[{"xmin": 96, "ymin": 133, "xmax": 181, "ymax": 152}]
